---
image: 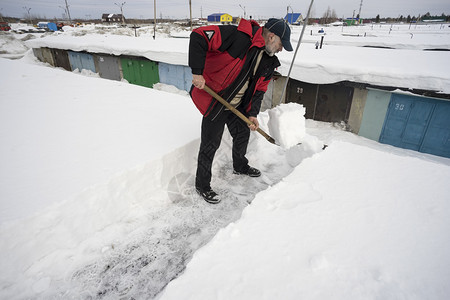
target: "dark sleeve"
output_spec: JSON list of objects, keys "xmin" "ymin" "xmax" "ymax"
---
[
  {"xmin": 248, "ymin": 57, "xmax": 281, "ymax": 117},
  {"xmin": 189, "ymin": 24, "xmax": 236, "ymax": 75},
  {"xmin": 188, "ymin": 31, "xmax": 208, "ymax": 75},
  {"xmin": 248, "ymin": 90, "xmax": 265, "ymax": 117}
]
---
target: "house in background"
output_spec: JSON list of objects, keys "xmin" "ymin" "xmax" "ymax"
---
[
  {"xmin": 102, "ymin": 14, "xmax": 125, "ymax": 24},
  {"xmin": 207, "ymin": 13, "xmax": 233, "ymax": 24},
  {"xmin": 284, "ymin": 13, "xmax": 302, "ymax": 25},
  {"xmin": 344, "ymin": 18, "xmax": 362, "ymax": 25}
]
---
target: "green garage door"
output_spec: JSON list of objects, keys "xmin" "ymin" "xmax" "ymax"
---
[{"xmin": 121, "ymin": 57, "xmax": 159, "ymax": 88}]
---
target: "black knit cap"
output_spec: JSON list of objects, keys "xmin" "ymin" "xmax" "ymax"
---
[{"xmin": 264, "ymin": 18, "xmax": 293, "ymax": 51}]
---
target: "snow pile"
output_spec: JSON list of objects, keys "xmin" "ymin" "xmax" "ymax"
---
[
  {"xmin": 0, "ymin": 54, "xmax": 200, "ymax": 222},
  {"xmin": 160, "ymin": 141, "xmax": 450, "ymax": 300},
  {"xmin": 0, "ymin": 34, "xmax": 31, "ymax": 58},
  {"xmin": 25, "ymin": 32, "xmax": 189, "ymax": 65},
  {"xmin": 267, "ymin": 102, "xmax": 306, "ymax": 149}
]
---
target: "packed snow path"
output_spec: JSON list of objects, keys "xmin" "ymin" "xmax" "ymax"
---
[{"xmin": 40, "ymin": 134, "xmax": 321, "ymax": 299}]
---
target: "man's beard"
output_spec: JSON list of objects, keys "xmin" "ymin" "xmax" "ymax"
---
[{"xmin": 264, "ymin": 46, "xmax": 275, "ymax": 57}]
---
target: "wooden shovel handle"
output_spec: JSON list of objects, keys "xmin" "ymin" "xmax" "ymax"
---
[{"xmin": 203, "ymin": 85, "xmax": 276, "ymax": 145}]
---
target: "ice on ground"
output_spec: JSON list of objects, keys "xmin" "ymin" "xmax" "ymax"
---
[{"xmin": 268, "ymin": 103, "xmax": 306, "ymax": 149}]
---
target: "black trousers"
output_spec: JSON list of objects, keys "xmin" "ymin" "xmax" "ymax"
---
[{"xmin": 196, "ymin": 110, "xmax": 250, "ymax": 191}]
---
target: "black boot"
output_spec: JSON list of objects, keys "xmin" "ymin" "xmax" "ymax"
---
[
  {"xmin": 196, "ymin": 188, "xmax": 221, "ymax": 204},
  {"xmin": 233, "ymin": 166, "xmax": 261, "ymax": 177}
]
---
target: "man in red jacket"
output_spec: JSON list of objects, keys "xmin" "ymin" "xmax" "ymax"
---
[{"xmin": 189, "ymin": 18, "xmax": 293, "ymax": 204}]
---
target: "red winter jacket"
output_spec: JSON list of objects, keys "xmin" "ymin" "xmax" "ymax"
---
[{"xmin": 189, "ymin": 19, "xmax": 280, "ymax": 120}]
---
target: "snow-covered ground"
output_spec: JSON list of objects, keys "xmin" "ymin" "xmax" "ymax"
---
[
  {"xmin": 4, "ymin": 22, "xmax": 450, "ymax": 92},
  {"xmin": 1, "ymin": 22, "xmax": 450, "ymax": 299},
  {"xmin": 161, "ymin": 140, "xmax": 450, "ymax": 300}
]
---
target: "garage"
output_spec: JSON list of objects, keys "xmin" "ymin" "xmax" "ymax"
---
[
  {"xmin": 68, "ymin": 51, "xmax": 96, "ymax": 73},
  {"xmin": 380, "ymin": 93, "xmax": 450, "ymax": 158},
  {"xmin": 286, "ymin": 79, "xmax": 353, "ymax": 123},
  {"xmin": 94, "ymin": 54, "xmax": 121, "ymax": 81},
  {"xmin": 159, "ymin": 62, "xmax": 192, "ymax": 91},
  {"xmin": 120, "ymin": 56, "xmax": 159, "ymax": 88},
  {"xmin": 52, "ymin": 48, "xmax": 71, "ymax": 71}
]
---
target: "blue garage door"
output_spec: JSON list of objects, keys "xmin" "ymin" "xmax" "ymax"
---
[
  {"xmin": 420, "ymin": 101, "xmax": 450, "ymax": 157},
  {"xmin": 184, "ymin": 66, "xmax": 193, "ymax": 91},
  {"xmin": 380, "ymin": 94, "xmax": 450, "ymax": 158},
  {"xmin": 159, "ymin": 63, "xmax": 192, "ymax": 91},
  {"xmin": 68, "ymin": 51, "xmax": 96, "ymax": 73}
]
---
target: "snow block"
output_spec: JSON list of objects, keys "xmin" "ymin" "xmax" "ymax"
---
[{"xmin": 267, "ymin": 103, "xmax": 306, "ymax": 149}]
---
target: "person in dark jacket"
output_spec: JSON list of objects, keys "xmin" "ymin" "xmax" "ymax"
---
[{"xmin": 189, "ymin": 18, "xmax": 293, "ymax": 204}]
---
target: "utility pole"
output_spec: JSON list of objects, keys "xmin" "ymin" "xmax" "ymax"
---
[
  {"xmin": 115, "ymin": 2, "xmax": 126, "ymax": 24},
  {"xmin": 358, "ymin": 0, "xmax": 363, "ymax": 22},
  {"xmin": 239, "ymin": 4, "xmax": 246, "ymax": 19},
  {"xmin": 64, "ymin": 0, "xmax": 72, "ymax": 24},
  {"xmin": 59, "ymin": 5, "xmax": 68, "ymax": 21},
  {"xmin": 0, "ymin": 8, "xmax": 4, "ymax": 22},
  {"xmin": 153, "ymin": 0, "xmax": 156, "ymax": 39},
  {"xmin": 189, "ymin": 0, "xmax": 192, "ymax": 31},
  {"xmin": 286, "ymin": 6, "xmax": 289, "ymax": 24},
  {"xmin": 23, "ymin": 6, "xmax": 32, "ymax": 25}
]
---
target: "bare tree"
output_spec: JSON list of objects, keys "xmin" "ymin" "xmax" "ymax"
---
[{"xmin": 320, "ymin": 6, "xmax": 337, "ymax": 24}]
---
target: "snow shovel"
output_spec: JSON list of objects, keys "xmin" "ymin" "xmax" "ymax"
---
[{"xmin": 203, "ymin": 85, "xmax": 277, "ymax": 145}]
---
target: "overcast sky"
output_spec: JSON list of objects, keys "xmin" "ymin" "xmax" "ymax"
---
[{"xmin": 1, "ymin": 0, "xmax": 449, "ymax": 20}]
